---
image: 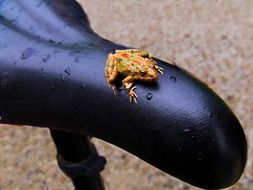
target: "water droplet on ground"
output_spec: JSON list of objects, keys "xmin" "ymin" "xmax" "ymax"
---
[{"xmin": 146, "ymin": 92, "xmax": 153, "ymax": 100}]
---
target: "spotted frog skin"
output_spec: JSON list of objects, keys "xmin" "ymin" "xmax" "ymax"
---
[{"xmin": 105, "ymin": 49, "xmax": 163, "ymax": 103}]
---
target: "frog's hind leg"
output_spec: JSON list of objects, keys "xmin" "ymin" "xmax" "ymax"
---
[
  {"xmin": 128, "ymin": 86, "xmax": 138, "ymax": 103},
  {"xmin": 122, "ymin": 76, "xmax": 138, "ymax": 103},
  {"xmin": 105, "ymin": 55, "xmax": 119, "ymax": 95}
]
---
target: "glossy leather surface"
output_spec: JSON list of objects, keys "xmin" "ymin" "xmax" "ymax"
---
[{"xmin": 0, "ymin": 0, "xmax": 247, "ymax": 189}]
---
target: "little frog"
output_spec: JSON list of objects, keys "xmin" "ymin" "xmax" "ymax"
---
[{"xmin": 105, "ymin": 49, "xmax": 163, "ymax": 103}]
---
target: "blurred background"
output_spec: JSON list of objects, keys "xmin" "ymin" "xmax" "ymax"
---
[{"xmin": 1, "ymin": 0, "xmax": 253, "ymax": 189}]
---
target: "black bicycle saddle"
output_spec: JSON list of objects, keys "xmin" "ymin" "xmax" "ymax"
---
[{"xmin": 0, "ymin": 0, "xmax": 247, "ymax": 189}]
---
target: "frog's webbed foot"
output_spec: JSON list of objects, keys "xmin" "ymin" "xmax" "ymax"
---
[
  {"xmin": 123, "ymin": 77, "xmax": 138, "ymax": 103},
  {"xmin": 128, "ymin": 86, "xmax": 138, "ymax": 103},
  {"xmin": 155, "ymin": 65, "xmax": 164, "ymax": 74}
]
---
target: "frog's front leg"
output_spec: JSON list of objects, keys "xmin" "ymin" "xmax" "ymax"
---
[
  {"xmin": 155, "ymin": 64, "xmax": 164, "ymax": 74},
  {"xmin": 122, "ymin": 76, "xmax": 138, "ymax": 103},
  {"xmin": 105, "ymin": 54, "xmax": 119, "ymax": 95}
]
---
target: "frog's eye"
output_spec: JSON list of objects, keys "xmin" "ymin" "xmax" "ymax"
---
[
  {"xmin": 141, "ymin": 52, "xmax": 149, "ymax": 57},
  {"xmin": 140, "ymin": 71, "xmax": 146, "ymax": 76}
]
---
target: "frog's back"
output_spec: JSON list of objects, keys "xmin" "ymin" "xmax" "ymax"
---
[{"xmin": 116, "ymin": 59, "xmax": 150, "ymax": 76}]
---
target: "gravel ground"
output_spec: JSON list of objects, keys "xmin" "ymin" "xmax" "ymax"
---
[{"xmin": 1, "ymin": 0, "xmax": 253, "ymax": 189}]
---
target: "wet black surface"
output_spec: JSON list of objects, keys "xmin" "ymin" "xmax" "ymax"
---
[{"xmin": 0, "ymin": 0, "xmax": 247, "ymax": 189}]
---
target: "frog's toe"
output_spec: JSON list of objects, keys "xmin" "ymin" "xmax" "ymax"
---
[
  {"xmin": 128, "ymin": 86, "xmax": 138, "ymax": 103},
  {"xmin": 109, "ymin": 83, "xmax": 117, "ymax": 95},
  {"xmin": 130, "ymin": 95, "xmax": 138, "ymax": 104},
  {"xmin": 155, "ymin": 65, "xmax": 164, "ymax": 74}
]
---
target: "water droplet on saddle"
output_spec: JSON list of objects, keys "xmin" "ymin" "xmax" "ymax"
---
[
  {"xmin": 68, "ymin": 50, "xmax": 81, "ymax": 56},
  {"xmin": 1, "ymin": 79, "xmax": 8, "ymax": 87},
  {"xmin": 146, "ymin": 92, "xmax": 153, "ymax": 100},
  {"xmin": 42, "ymin": 54, "xmax": 51, "ymax": 62},
  {"xmin": 184, "ymin": 127, "xmax": 193, "ymax": 133},
  {"xmin": 170, "ymin": 76, "xmax": 177, "ymax": 82},
  {"xmin": 75, "ymin": 57, "xmax": 80, "ymax": 63},
  {"xmin": 178, "ymin": 143, "xmax": 184, "ymax": 152},
  {"xmin": 50, "ymin": 85, "xmax": 56, "ymax": 90},
  {"xmin": 49, "ymin": 39, "xmax": 55, "ymax": 43},
  {"xmin": 81, "ymin": 84, "xmax": 86, "ymax": 89},
  {"xmin": 21, "ymin": 48, "xmax": 36, "ymax": 59},
  {"xmin": 64, "ymin": 68, "xmax": 71, "ymax": 75},
  {"xmin": 41, "ymin": 74, "xmax": 45, "ymax": 79}
]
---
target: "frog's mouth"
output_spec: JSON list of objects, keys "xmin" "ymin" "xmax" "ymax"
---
[{"xmin": 144, "ymin": 68, "xmax": 159, "ymax": 81}]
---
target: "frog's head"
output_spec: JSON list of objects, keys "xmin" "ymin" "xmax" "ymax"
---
[{"xmin": 141, "ymin": 68, "xmax": 158, "ymax": 81}]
